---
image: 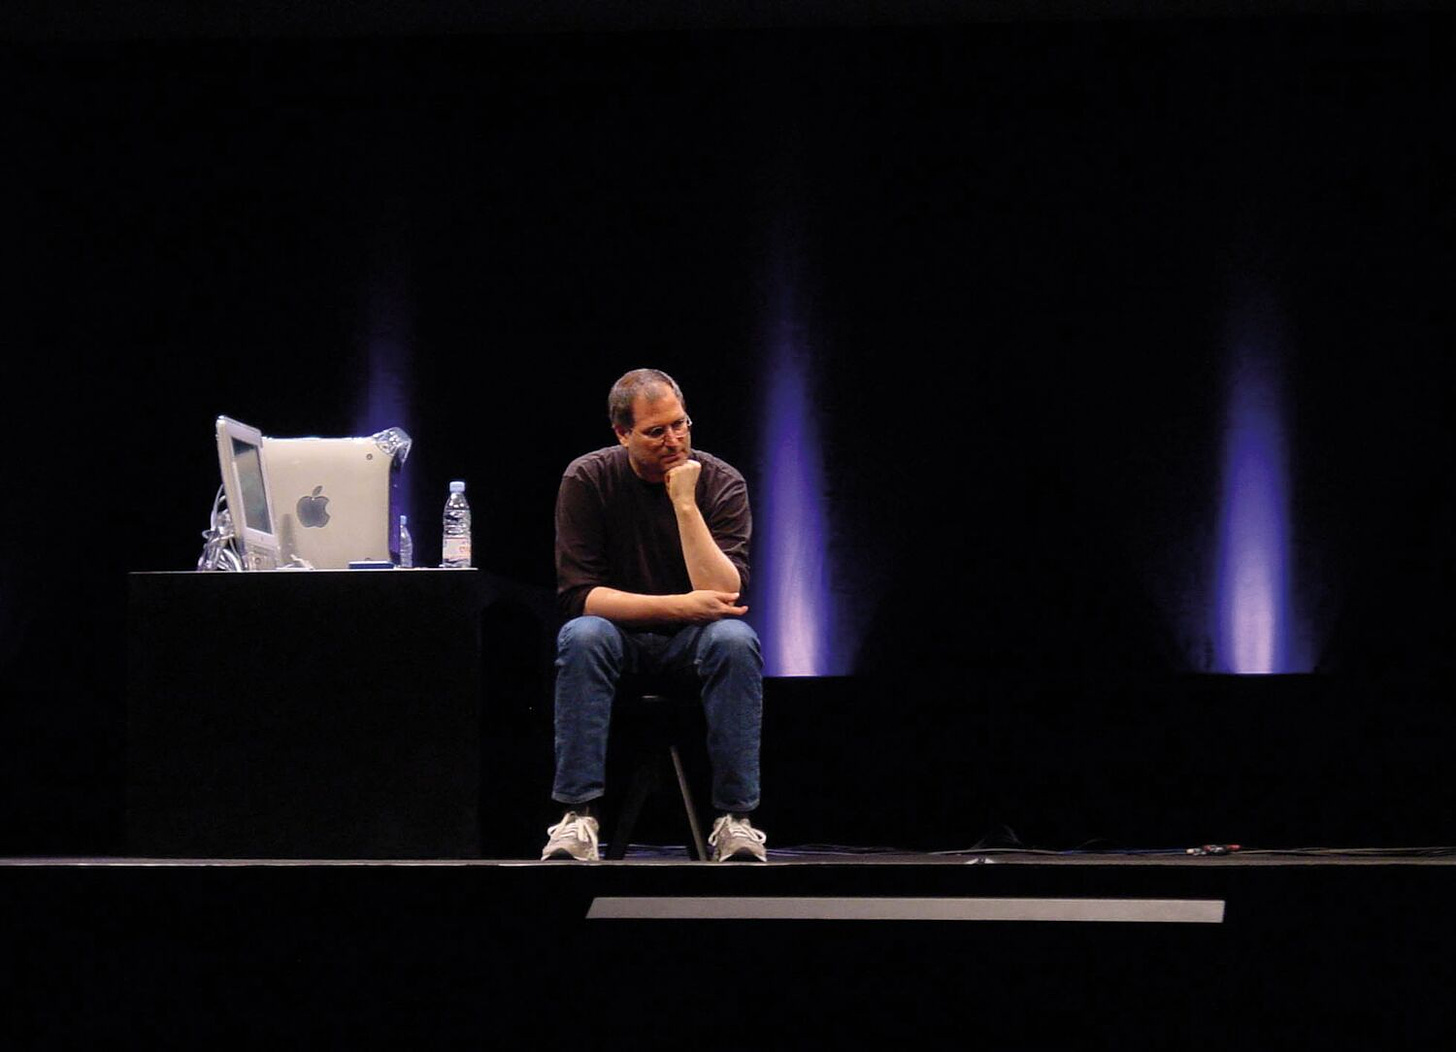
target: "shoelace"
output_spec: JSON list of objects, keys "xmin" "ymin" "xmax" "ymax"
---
[
  {"xmin": 709, "ymin": 816, "xmax": 766, "ymax": 846},
  {"xmin": 549, "ymin": 813, "xmax": 598, "ymax": 844}
]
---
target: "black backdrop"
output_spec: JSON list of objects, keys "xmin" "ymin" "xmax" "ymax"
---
[{"xmin": 4, "ymin": 6, "xmax": 1452, "ymax": 852}]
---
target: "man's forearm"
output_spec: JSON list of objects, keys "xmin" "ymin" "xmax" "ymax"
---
[
  {"xmin": 674, "ymin": 504, "xmax": 742, "ymax": 592},
  {"xmin": 583, "ymin": 585, "xmax": 747, "ymax": 625},
  {"xmin": 583, "ymin": 587, "xmax": 686, "ymax": 624}
]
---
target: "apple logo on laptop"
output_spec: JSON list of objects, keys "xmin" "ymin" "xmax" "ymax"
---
[{"xmin": 297, "ymin": 486, "xmax": 331, "ymax": 528}]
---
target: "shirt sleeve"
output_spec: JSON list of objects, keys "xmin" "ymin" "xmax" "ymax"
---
[
  {"xmin": 703, "ymin": 468, "xmax": 752, "ymax": 596},
  {"xmin": 555, "ymin": 471, "xmax": 609, "ymax": 620}
]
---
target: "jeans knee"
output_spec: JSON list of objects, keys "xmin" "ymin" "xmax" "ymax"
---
[
  {"xmin": 700, "ymin": 619, "xmax": 761, "ymax": 665},
  {"xmin": 557, "ymin": 615, "xmax": 623, "ymax": 662}
]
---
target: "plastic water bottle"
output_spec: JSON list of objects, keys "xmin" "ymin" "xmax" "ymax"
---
[
  {"xmin": 398, "ymin": 515, "xmax": 414, "ymax": 568},
  {"xmin": 441, "ymin": 481, "xmax": 472, "ymax": 568}
]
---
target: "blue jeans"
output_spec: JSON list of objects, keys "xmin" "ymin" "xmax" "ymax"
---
[{"xmin": 552, "ymin": 615, "xmax": 762, "ymax": 814}]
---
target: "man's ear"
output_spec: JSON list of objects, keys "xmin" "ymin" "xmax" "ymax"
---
[{"xmin": 614, "ymin": 425, "xmax": 631, "ymax": 447}]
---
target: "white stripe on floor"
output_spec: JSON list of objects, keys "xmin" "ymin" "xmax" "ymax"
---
[{"xmin": 587, "ymin": 896, "xmax": 1225, "ymax": 922}]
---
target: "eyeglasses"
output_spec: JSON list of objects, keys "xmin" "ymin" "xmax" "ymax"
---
[{"xmin": 630, "ymin": 416, "xmax": 692, "ymax": 442}]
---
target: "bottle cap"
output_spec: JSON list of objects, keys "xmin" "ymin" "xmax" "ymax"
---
[{"xmin": 449, "ymin": 480, "xmax": 466, "ymax": 493}]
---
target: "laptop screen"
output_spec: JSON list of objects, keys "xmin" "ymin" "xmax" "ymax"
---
[{"xmin": 231, "ymin": 436, "xmax": 272, "ymax": 535}]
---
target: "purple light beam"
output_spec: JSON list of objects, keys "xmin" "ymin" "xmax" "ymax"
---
[
  {"xmin": 759, "ymin": 350, "xmax": 833, "ymax": 676},
  {"xmin": 1214, "ymin": 353, "xmax": 1294, "ymax": 674}
]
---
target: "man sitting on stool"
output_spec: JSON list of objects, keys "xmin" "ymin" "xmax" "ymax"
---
[{"xmin": 542, "ymin": 368, "xmax": 766, "ymax": 863}]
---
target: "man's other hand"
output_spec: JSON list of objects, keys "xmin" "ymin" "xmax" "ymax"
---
[
  {"xmin": 665, "ymin": 459, "xmax": 701, "ymax": 509},
  {"xmin": 680, "ymin": 590, "xmax": 748, "ymax": 623}
]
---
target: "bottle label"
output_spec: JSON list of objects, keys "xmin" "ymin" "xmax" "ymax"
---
[{"xmin": 443, "ymin": 535, "xmax": 471, "ymax": 565}]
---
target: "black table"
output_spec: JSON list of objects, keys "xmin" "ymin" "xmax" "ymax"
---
[{"xmin": 127, "ymin": 568, "xmax": 514, "ymax": 858}]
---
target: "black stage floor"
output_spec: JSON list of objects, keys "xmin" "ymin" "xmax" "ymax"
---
[
  {"xmin": 9, "ymin": 848, "xmax": 1454, "ymax": 1043},
  {"xmin": 8, "ymin": 845, "xmax": 1453, "ymax": 865}
]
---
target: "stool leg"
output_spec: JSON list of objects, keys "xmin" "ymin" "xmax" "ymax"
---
[
  {"xmin": 607, "ymin": 760, "xmax": 659, "ymax": 860},
  {"xmin": 670, "ymin": 744, "xmax": 709, "ymax": 861}
]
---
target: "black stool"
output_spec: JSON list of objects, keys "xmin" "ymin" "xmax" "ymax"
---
[{"xmin": 605, "ymin": 692, "xmax": 709, "ymax": 861}]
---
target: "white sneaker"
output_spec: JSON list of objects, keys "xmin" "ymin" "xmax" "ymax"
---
[
  {"xmin": 541, "ymin": 811, "xmax": 600, "ymax": 861},
  {"xmin": 709, "ymin": 814, "xmax": 768, "ymax": 863}
]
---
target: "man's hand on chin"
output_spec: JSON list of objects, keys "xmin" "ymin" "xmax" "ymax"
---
[{"xmin": 665, "ymin": 458, "xmax": 701, "ymax": 508}]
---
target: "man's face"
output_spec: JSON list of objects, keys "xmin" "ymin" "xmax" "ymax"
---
[{"xmin": 616, "ymin": 390, "xmax": 692, "ymax": 483}]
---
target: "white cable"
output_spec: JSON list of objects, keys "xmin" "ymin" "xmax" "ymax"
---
[{"xmin": 197, "ymin": 485, "xmax": 243, "ymax": 571}]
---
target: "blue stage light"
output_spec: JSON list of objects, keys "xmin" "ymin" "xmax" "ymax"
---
[
  {"xmin": 1214, "ymin": 351, "xmax": 1298, "ymax": 674},
  {"xmin": 355, "ymin": 271, "xmax": 413, "ymax": 443},
  {"xmin": 757, "ymin": 322, "xmax": 835, "ymax": 676},
  {"xmin": 355, "ymin": 268, "xmax": 414, "ymax": 534}
]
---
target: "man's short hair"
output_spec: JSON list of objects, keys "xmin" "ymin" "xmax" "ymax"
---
[{"xmin": 608, "ymin": 369, "xmax": 687, "ymax": 430}]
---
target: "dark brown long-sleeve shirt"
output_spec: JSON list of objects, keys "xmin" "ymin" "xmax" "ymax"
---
[{"xmin": 554, "ymin": 445, "xmax": 751, "ymax": 621}]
